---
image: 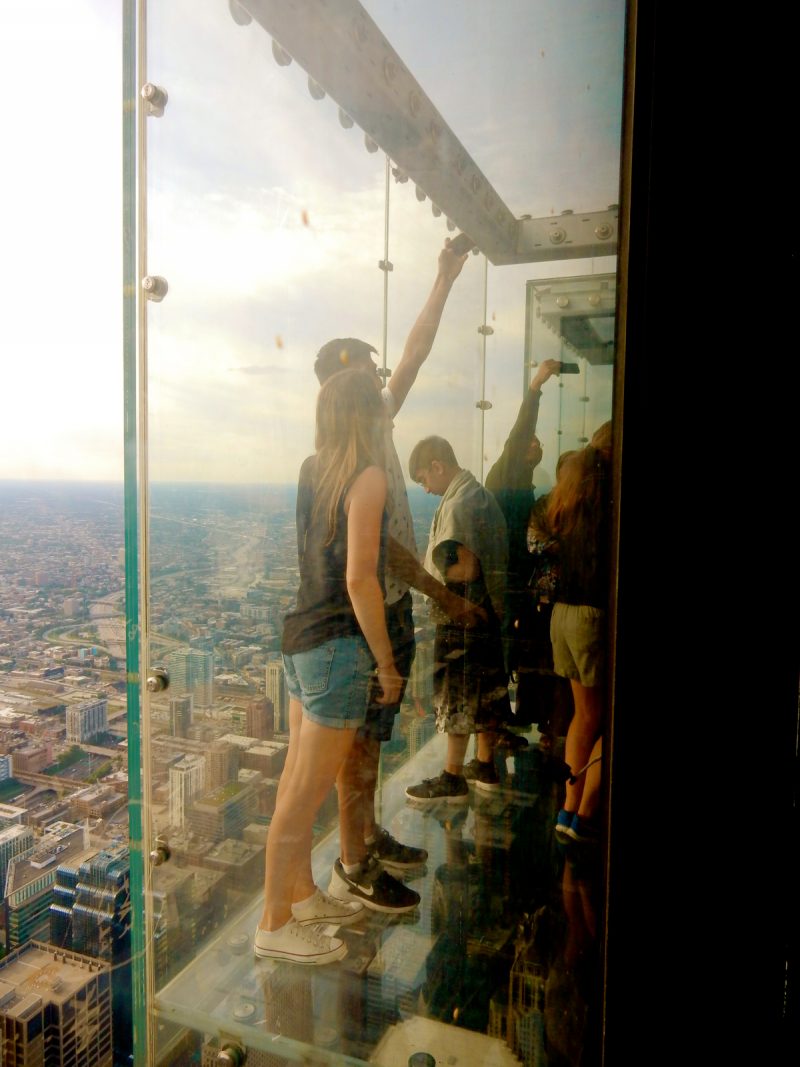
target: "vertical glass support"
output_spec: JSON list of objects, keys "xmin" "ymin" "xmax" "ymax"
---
[
  {"xmin": 479, "ymin": 254, "xmax": 489, "ymax": 482},
  {"xmin": 122, "ymin": 0, "xmax": 147, "ymax": 1062},
  {"xmin": 381, "ymin": 154, "xmax": 391, "ymax": 377}
]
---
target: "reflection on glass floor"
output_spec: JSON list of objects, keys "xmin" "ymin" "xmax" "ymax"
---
[{"xmin": 155, "ymin": 729, "xmax": 601, "ymax": 1066}]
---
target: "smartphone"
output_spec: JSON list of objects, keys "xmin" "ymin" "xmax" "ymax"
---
[
  {"xmin": 559, "ymin": 361, "xmax": 580, "ymax": 374},
  {"xmin": 448, "ymin": 232, "xmax": 475, "ymax": 256}
]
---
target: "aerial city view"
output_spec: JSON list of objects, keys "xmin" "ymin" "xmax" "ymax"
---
[{"xmin": 0, "ymin": 479, "xmax": 464, "ymax": 1065}]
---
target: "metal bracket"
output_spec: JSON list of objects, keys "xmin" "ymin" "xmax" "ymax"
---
[
  {"xmin": 142, "ymin": 276, "xmax": 168, "ymax": 303},
  {"xmin": 140, "ymin": 83, "xmax": 168, "ymax": 117}
]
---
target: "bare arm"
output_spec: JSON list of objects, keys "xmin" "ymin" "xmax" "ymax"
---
[
  {"xmin": 387, "ymin": 240, "xmax": 469, "ymax": 414},
  {"xmin": 345, "ymin": 467, "xmax": 402, "ymax": 705},
  {"xmin": 485, "ymin": 358, "xmax": 560, "ymax": 492},
  {"xmin": 385, "ymin": 537, "xmax": 487, "ymax": 626}
]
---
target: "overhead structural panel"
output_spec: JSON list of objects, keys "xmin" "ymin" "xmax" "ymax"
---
[{"xmin": 237, "ymin": 0, "xmax": 618, "ymax": 265}]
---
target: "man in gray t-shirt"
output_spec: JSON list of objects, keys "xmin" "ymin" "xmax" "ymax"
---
[{"xmin": 312, "ymin": 241, "xmax": 477, "ymax": 915}]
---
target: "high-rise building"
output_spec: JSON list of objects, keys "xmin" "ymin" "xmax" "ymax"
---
[
  {"xmin": 205, "ymin": 741, "xmax": 238, "ymax": 791},
  {"xmin": 168, "ymin": 755, "xmax": 206, "ymax": 829},
  {"xmin": 0, "ymin": 941, "xmax": 113, "ymax": 1067},
  {"xmin": 166, "ymin": 648, "xmax": 214, "ymax": 708},
  {"xmin": 4, "ymin": 824, "xmax": 87, "ymax": 952},
  {"xmin": 265, "ymin": 661, "xmax": 288, "ymax": 733},
  {"xmin": 0, "ymin": 823, "xmax": 34, "ymax": 897},
  {"xmin": 247, "ymin": 696, "xmax": 273, "ymax": 740},
  {"xmin": 65, "ymin": 697, "xmax": 108, "ymax": 744},
  {"xmin": 0, "ymin": 754, "xmax": 13, "ymax": 782},
  {"xmin": 169, "ymin": 694, "xmax": 193, "ymax": 738},
  {"xmin": 186, "ymin": 781, "xmax": 258, "ymax": 843},
  {"xmin": 49, "ymin": 845, "xmax": 132, "ymax": 1066}
]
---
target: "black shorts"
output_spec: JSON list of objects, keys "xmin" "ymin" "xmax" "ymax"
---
[{"xmin": 358, "ymin": 592, "xmax": 416, "ymax": 742}]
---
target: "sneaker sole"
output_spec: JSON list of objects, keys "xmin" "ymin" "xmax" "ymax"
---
[
  {"xmin": 293, "ymin": 904, "xmax": 365, "ymax": 927},
  {"xmin": 375, "ymin": 856, "xmax": 428, "ymax": 872},
  {"xmin": 405, "ymin": 790, "xmax": 469, "ymax": 805},
  {"xmin": 563, "ymin": 828, "xmax": 598, "ymax": 844},
  {"xmin": 254, "ymin": 939, "xmax": 347, "ymax": 965},
  {"xmin": 472, "ymin": 779, "xmax": 502, "ymax": 794}
]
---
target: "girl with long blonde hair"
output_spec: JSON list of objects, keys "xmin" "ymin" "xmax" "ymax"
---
[{"xmin": 255, "ymin": 369, "xmax": 401, "ymax": 964}]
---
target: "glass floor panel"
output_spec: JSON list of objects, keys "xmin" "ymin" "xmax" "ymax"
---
[{"xmin": 155, "ymin": 728, "xmax": 602, "ymax": 1066}]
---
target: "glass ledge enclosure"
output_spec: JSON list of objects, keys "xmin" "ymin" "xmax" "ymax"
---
[{"xmin": 123, "ymin": 1, "xmax": 627, "ymax": 1063}]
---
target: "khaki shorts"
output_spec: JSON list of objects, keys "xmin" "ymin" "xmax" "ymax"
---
[{"xmin": 550, "ymin": 603, "xmax": 606, "ymax": 688}]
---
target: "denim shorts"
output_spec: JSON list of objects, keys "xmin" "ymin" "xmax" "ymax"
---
[{"xmin": 282, "ymin": 635, "xmax": 374, "ymax": 730}]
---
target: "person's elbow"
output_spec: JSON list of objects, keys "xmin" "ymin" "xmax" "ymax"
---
[{"xmin": 346, "ymin": 571, "xmax": 378, "ymax": 599}]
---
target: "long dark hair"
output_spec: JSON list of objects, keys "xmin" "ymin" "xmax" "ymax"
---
[
  {"xmin": 312, "ymin": 370, "xmax": 385, "ymax": 544},
  {"xmin": 546, "ymin": 429, "xmax": 611, "ymax": 540}
]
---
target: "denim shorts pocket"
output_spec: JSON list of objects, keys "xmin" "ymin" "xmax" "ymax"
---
[{"xmin": 293, "ymin": 643, "xmax": 336, "ymax": 696}]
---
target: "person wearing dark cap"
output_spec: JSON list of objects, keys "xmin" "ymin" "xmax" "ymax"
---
[{"xmin": 312, "ymin": 240, "xmax": 475, "ymax": 914}]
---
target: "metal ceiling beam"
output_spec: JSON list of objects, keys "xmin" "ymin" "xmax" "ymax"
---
[{"xmin": 234, "ymin": 0, "xmax": 618, "ymax": 265}]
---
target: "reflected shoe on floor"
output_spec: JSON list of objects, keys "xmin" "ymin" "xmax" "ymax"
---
[
  {"xmin": 496, "ymin": 730, "xmax": 529, "ymax": 752},
  {"xmin": 405, "ymin": 770, "xmax": 469, "ymax": 803},
  {"xmin": 291, "ymin": 886, "xmax": 365, "ymax": 927},
  {"xmin": 254, "ymin": 919, "xmax": 346, "ymax": 964},
  {"xmin": 564, "ymin": 814, "xmax": 600, "ymax": 845},
  {"xmin": 328, "ymin": 856, "xmax": 420, "ymax": 914},
  {"xmin": 555, "ymin": 809, "xmax": 575, "ymax": 837},
  {"xmin": 369, "ymin": 827, "xmax": 428, "ymax": 871},
  {"xmin": 462, "ymin": 758, "xmax": 501, "ymax": 793}
]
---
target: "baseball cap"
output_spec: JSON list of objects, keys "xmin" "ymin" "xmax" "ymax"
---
[{"xmin": 314, "ymin": 338, "xmax": 377, "ymax": 384}]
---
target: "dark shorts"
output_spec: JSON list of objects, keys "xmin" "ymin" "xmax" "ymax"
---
[
  {"xmin": 359, "ymin": 592, "xmax": 415, "ymax": 743},
  {"xmin": 433, "ymin": 621, "xmax": 511, "ymax": 737}
]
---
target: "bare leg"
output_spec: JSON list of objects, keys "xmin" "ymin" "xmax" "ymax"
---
[
  {"xmin": 341, "ymin": 734, "xmax": 381, "ymax": 849},
  {"xmin": 564, "ymin": 681, "xmax": 603, "ymax": 813},
  {"xmin": 475, "ymin": 730, "xmax": 497, "ymax": 764},
  {"xmin": 336, "ymin": 734, "xmax": 375, "ymax": 866},
  {"xmin": 272, "ymin": 698, "xmax": 316, "ymax": 903},
  {"xmin": 259, "ymin": 716, "xmax": 356, "ymax": 931},
  {"xmin": 445, "ymin": 733, "xmax": 470, "ymax": 775}
]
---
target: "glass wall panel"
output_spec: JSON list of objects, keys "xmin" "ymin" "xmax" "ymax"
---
[{"xmin": 127, "ymin": 1, "xmax": 628, "ymax": 1063}]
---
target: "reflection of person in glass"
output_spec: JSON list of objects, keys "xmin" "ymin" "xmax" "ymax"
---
[
  {"xmin": 313, "ymin": 241, "xmax": 478, "ymax": 914},
  {"xmin": 405, "ymin": 437, "xmax": 510, "ymax": 800},
  {"xmin": 254, "ymin": 370, "xmax": 402, "ymax": 964},
  {"xmin": 484, "ymin": 357, "xmax": 564, "ymax": 746},
  {"xmin": 548, "ymin": 422, "xmax": 612, "ymax": 844}
]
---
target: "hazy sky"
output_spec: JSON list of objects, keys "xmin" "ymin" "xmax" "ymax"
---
[{"xmin": 0, "ymin": 0, "xmax": 625, "ymax": 485}]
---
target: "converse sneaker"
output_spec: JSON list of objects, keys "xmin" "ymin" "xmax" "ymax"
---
[
  {"xmin": 254, "ymin": 919, "xmax": 346, "ymax": 964},
  {"xmin": 369, "ymin": 827, "xmax": 428, "ymax": 871},
  {"xmin": 555, "ymin": 809, "xmax": 574, "ymax": 837},
  {"xmin": 405, "ymin": 770, "xmax": 469, "ymax": 804},
  {"xmin": 462, "ymin": 758, "xmax": 501, "ymax": 793},
  {"xmin": 564, "ymin": 813, "xmax": 600, "ymax": 845},
  {"xmin": 328, "ymin": 856, "xmax": 420, "ymax": 914},
  {"xmin": 291, "ymin": 886, "xmax": 365, "ymax": 927}
]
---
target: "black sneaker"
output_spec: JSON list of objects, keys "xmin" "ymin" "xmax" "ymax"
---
[
  {"xmin": 369, "ymin": 827, "xmax": 428, "ymax": 871},
  {"xmin": 328, "ymin": 856, "xmax": 420, "ymax": 914},
  {"xmin": 462, "ymin": 758, "xmax": 501, "ymax": 793},
  {"xmin": 405, "ymin": 770, "xmax": 469, "ymax": 803}
]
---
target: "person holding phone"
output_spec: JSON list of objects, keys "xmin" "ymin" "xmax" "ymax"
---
[{"xmin": 254, "ymin": 370, "xmax": 402, "ymax": 964}]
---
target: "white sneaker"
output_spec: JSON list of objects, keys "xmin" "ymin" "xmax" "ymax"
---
[
  {"xmin": 253, "ymin": 919, "xmax": 346, "ymax": 964},
  {"xmin": 291, "ymin": 886, "xmax": 365, "ymax": 927}
]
